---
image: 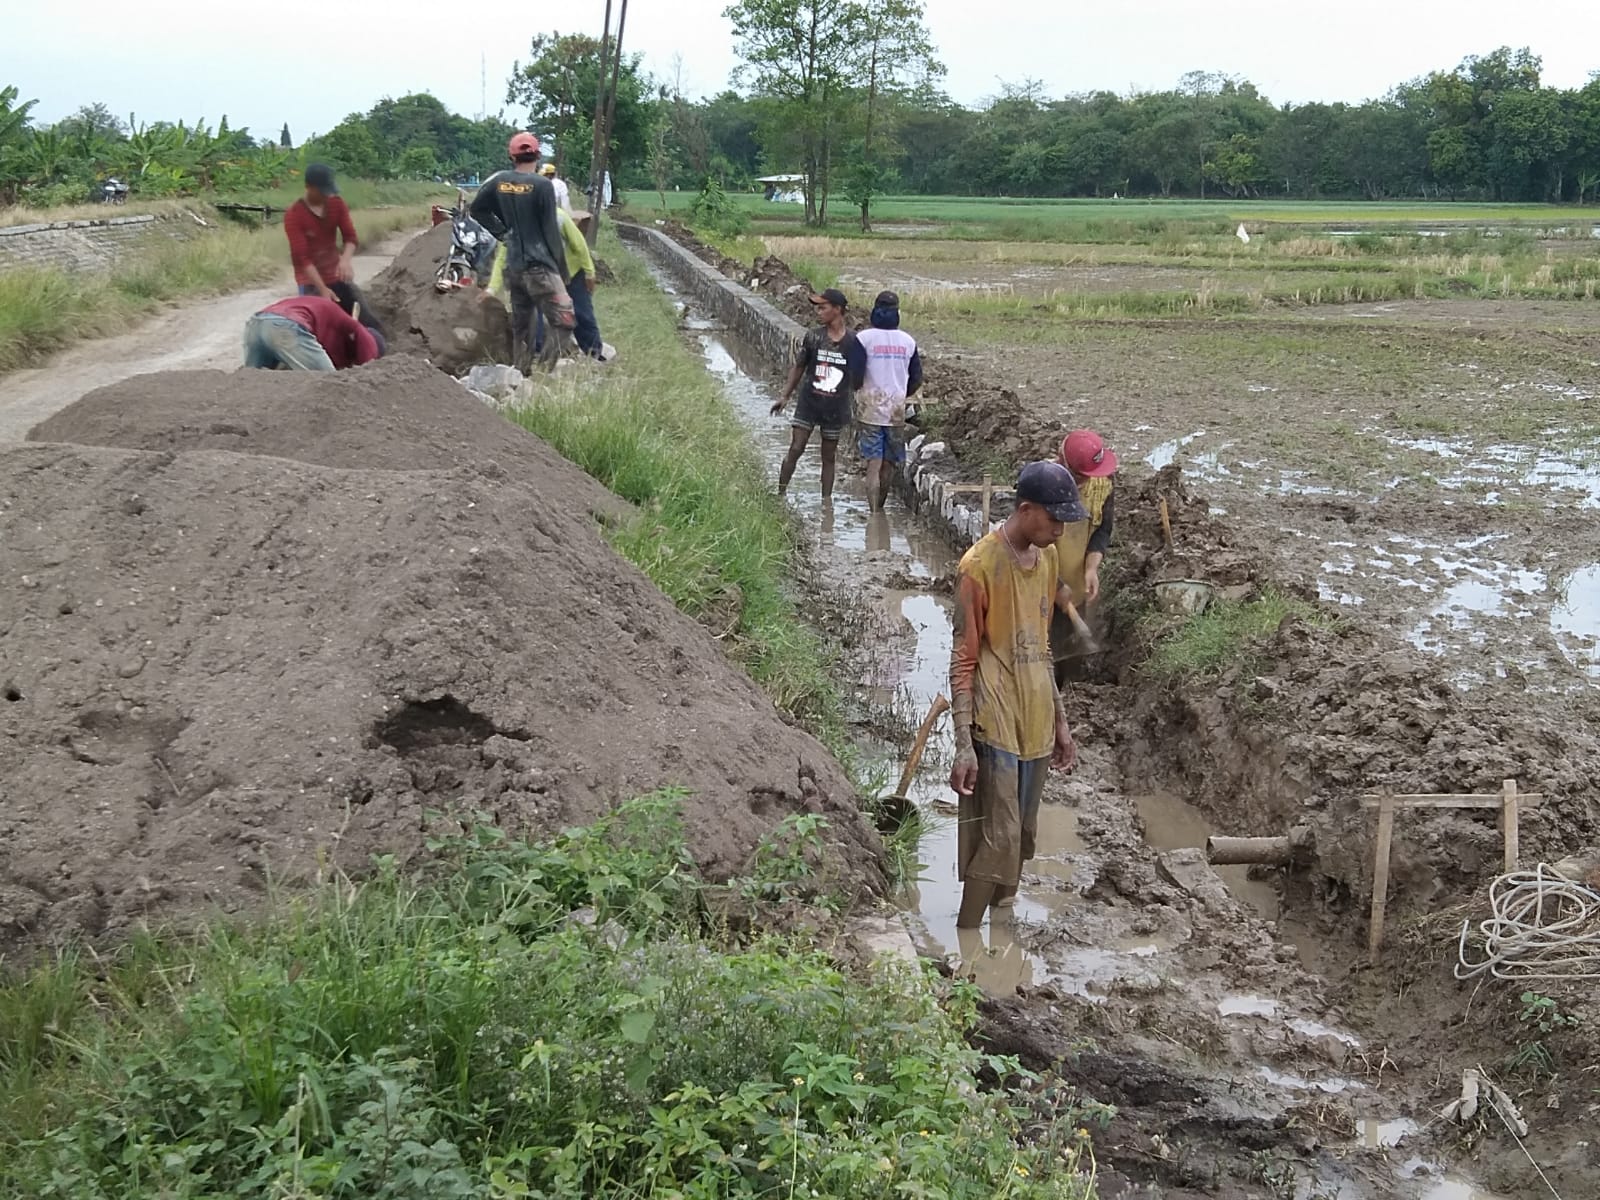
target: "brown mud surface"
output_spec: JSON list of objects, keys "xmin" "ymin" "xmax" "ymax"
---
[
  {"xmin": 1, "ymin": 358, "xmax": 884, "ymax": 952},
  {"xmin": 366, "ymin": 222, "xmax": 511, "ymax": 372},
  {"xmin": 647, "ymin": 225, "xmax": 1600, "ymax": 1200}
]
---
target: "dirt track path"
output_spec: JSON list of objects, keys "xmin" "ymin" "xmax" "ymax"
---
[{"xmin": 0, "ymin": 237, "xmax": 408, "ymax": 443}]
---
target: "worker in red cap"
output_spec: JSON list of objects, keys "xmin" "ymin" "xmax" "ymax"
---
[
  {"xmin": 1052, "ymin": 429, "xmax": 1118, "ymax": 664},
  {"xmin": 470, "ymin": 133, "xmax": 575, "ymax": 369}
]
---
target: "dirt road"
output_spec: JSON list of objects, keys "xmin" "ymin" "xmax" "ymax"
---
[{"xmin": 0, "ymin": 237, "xmax": 408, "ymax": 443}]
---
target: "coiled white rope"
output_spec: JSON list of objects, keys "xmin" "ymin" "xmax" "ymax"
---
[{"xmin": 1455, "ymin": 863, "xmax": 1600, "ymax": 981}]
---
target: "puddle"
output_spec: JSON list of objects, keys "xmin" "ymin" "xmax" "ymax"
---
[
  {"xmin": 1356, "ymin": 1117, "xmax": 1419, "ymax": 1148},
  {"xmin": 1551, "ymin": 563, "xmax": 1600, "ymax": 676},
  {"xmin": 1289, "ymin": 1017, "xmax": 1361, "ymax": 1046},
  {"xmin": 1257, "ymin": 1065, "xmax": 1359, "ymax": 1094},
  {"xmin": 1416, "ymin": 1174, "xmax": 1514, "ymax": 1200},
  {"xmin": 1133, "ymin": 791, "xmax": 1281, "ymax": 922},
  {"xmin": 1145, "ymin": 429, "xmax": 1205, "ymax": 469},
  {"xmin": 1219, "ymin": 994, "xmax": 1279, "ymax": 1017}
]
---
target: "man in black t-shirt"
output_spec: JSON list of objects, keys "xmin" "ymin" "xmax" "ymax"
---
[
  {"xmin": 470, "ymin": 132, "xmax": 575, "ymax": 370},
  {"xmin": 770, "ymin": 288, "xmax": 867, "ymax": 501}
]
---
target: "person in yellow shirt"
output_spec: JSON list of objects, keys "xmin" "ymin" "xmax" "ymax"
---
[
  {"xmin": 1052, "ymin": 429, "xmax": 1118, "ymax": 669},
  {"xmin": 949, "ymin": 462, "xmax": 1086, "ymax": 928}
]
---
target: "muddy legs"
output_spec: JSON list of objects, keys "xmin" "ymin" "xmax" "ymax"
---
[{"xmin": 957, "ymin": 879, "xmax": 997, "ymax": 928}]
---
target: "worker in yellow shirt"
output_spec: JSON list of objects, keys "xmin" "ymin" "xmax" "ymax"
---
[
  {"xmin": 490, "ymin": 208, "xmax": 606, "ymax": 359},
  {"xmin": 1052, "ymin": 428, "xmax": 1118, "ymax": 670},
  {"xmin": 949, "ymin": 462, "xmax": 1085, "ymax": 928}
]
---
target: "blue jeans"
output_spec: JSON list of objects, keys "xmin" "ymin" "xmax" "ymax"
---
[
  {"xmin": 243, "ymin": 313, "xmax": 334, "ymax": 370},
  {"xmin": 536, "ymin": 270, "xmax": 602, "ymax": 357}
]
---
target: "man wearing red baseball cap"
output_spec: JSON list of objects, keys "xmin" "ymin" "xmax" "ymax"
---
[
  {"xmin": 470, "ymin": 132, "xmax": 575, "ymax": 369},
  {"xmin": 1055, "ymin": 429, "xmax": 1118, "ymax": 606}
]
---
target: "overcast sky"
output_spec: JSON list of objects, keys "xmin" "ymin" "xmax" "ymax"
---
[{"xmin": 9, "ymin": 0, "xmax": 1599, "ymax": 140}]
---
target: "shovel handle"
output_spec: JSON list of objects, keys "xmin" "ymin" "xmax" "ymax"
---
[{"xmin": 894, "ymin": 693, "xmax": 950, "ymax": 800}]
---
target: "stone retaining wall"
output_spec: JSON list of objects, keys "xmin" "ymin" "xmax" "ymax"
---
[
  {"xmin": 0, "ymin": 213, "xmax": 201, "ymax": 274},
  {"xmin": 621, "ymin": 220, "xmax": 1005, "ymax": 549}
]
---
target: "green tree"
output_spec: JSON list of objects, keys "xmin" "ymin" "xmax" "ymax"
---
[
  {"xmin": 314, "ymin": 115, "xmax": 384, "ymax": 178},
  {"xmin": 846, "ymin": 0, "xmax": 941, "ymax": 230},
  {"xmin": 725, "ymin": 0, "xmax": 868, "ymax": 224},
  {"xmin": 506, "ymin": 34, "xmax": 650, "ymax": 178}
]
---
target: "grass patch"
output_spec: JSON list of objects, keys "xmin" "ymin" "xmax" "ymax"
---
[
  {"xmin": 1145, "ymin": 588, "xmax": 1329, "ymax": 681},
  {"xmin": 0, "ymin": 206, "xmax": 430, "ymax": 374},
  {"xmin": 0, "ymin": 180, "xmax": 451, "ymax": 227},
  {"xmin": 0, "ymin": 795, "xmax": 1100, "ymax": 1198},
  {"xmin": 508, "ymin": 232, "xmax": 844, "ymax": 739}
]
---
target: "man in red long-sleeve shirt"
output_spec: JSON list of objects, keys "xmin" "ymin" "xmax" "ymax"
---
[
  {"xmin": 285, "ymin": 164, "xmax": 358, "ymax": 303},
  {"xmin": 243, "ymin": 295, "xmax": 383, "ymax": 371}
]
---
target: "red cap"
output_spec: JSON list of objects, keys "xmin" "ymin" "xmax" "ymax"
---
[
  {"xmin": 1060, "ymin": 429, "xmax": 1118, "ymax": 478},
  {"xmin": 508, "ymin": 132, "xmax": 541, "ymax": 159}
]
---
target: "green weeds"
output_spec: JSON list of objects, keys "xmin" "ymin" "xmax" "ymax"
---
[
  {"xmin": 0, "ymin": 795, "xmax": 1097, "ymax": 1199},
  {"xmin": 1145, "ymin": 588, "xmax": 1330, "ymax": 681}
]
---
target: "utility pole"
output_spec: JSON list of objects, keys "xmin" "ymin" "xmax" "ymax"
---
[
  {"xmin": 585, "ymin": 0, "xmax": 615, "ymax": 233},
  {"xmin": 588, "ymin": 0, "xmax": 629, "ymax": 246},
  {"xmin": 480, "ymin": 52, "xmax": 487, "ymax": 121}
]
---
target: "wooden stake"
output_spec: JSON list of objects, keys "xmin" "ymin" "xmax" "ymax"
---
[
  {"xmin": 1368, "ymin": 793, "xmax": 1396, "ymax": 958},
  {"xmin": 1501, "ymin": 778, "xmax": 1520, "ymax": 873},
  {"xmin": 1158, "ymin": 497, "xmax": 1173, "ymax": 549},
  {"xmin": 981, "ymin": 474, "xmax": 993, "ymax": 529}
]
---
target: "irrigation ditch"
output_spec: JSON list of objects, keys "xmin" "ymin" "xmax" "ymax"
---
[{"xmin": 620, "ymin": 219, "xmax": 1595, "ymax": 1200}]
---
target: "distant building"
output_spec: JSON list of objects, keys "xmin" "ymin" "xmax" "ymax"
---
[{"xmin": 757, "ymin": 173, "xmax": 807, "ymax": 203}]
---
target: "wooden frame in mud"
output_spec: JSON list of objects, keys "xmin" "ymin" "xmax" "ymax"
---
[{"xmin": 1361, "ymin": 779, "xmax": 1542, "ymax": 957}]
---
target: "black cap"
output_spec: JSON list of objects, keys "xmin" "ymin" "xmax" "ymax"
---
[
  {"xmin": 809, "ymin": 287, "xmax": 849, "ymax": 310},
  {"xmin": 305, "ymin": 162, "xmax": 339, "ymax": 195},
  {"xmin": 874, "ymin": 289, "xmax": 900, "ymax": 308},
  {"xmin": 1015, "ymin": 461, "xmax": 1088, "ymax": 523}
]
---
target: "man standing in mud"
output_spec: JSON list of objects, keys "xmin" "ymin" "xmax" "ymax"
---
[
  {"xmin": 949, "ymin": 462, "xmax": 1085, "ymax": 928},
  {"xmin": 771, "ymin": 288, "xmax": 866, "ymax": 502},
  {"xmin": 470, "ymin": 133, "xmax": 576, "ymax": 370}
]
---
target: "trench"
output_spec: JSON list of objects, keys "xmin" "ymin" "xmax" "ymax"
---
[{"xmin": 639, "ymin": 250, "xmax": 1508, "ymax": 1200}]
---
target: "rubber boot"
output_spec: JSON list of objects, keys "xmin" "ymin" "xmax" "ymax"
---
[{"xmin": 957, "ymin": 879, "xmax": 997, "ymax": 929}]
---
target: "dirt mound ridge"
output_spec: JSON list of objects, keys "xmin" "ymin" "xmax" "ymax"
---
[
  {"xmin": 27, "ymin": 357, "xmax": 626, "ymax": 523},
  {"xmin": 365, "ymin": 222, "xmax": 511, "ymax": 372},
  {"xmin": 0, "ymin": 443, "xmax": 881, "ymax": 950}
]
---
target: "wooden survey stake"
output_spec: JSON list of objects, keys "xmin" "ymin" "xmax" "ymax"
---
[
  {"xmin": 981, "ymin": 474, "xmax": 993, "ymax": 529},
  {"xmin": 1362, "ymin": 779, "xmax": 1537, "ymax": 956}
]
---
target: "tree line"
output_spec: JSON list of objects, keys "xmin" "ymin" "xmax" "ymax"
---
[
  {"xmin": 640, "ymin": 24, "xmax": 1600, "ymax": 224},
  {"xmin": 0, "ymin": 88, "xmax": 527, "ymax": 207},
  {"xmin": 7, "ymin": 34, "xmax": 1600, "ymax": 218}
]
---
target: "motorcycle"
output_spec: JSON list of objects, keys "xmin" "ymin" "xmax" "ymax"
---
[
  {"xmin": 100, "ymin": 178, "xmax": 129, "ymax": 205},
  {"xmin": 434, "ymin": 192, "xmax": 496, "ymax": 293}
]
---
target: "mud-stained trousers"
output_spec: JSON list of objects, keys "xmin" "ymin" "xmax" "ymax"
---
[
  {"xmin": 508, "ymin": 264, "xmax": 576, "ymax": 371},
  {"xmin": 957, "ymin": 743, "xmax": 1049, "ymax": 925}
]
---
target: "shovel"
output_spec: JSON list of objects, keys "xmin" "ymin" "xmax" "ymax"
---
[
  {"xmin": 1061, "ymin": 596, "xmax": 1101, "ymax": 655},
  {"xmin": 878, "ymin": 693, "xmax": 950, "ymax": 828}
]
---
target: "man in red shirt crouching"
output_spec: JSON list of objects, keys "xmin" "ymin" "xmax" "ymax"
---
[{"xmin": 243, "ymin": 295, "xmax": 383, "ymax": 371}]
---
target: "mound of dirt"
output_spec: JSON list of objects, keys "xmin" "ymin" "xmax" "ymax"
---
[
  {"xmin": 365, "ymin": 223, "xmax": 511, "ymax": 373},
  {"xmin": 1, "ymin": 374, "xmax": 884, "ymax": 950},
  {"xmin": 1104, "ymin": 468, "xmax": 1600, "ymax": 899},
  {"xmin": 27, "ymin": 356, "xmax": 627, "ymax": 525}
]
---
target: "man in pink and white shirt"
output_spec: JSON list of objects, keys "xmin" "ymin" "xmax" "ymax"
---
[{"xmin": 854, "ymin": 290, "xmax": 924, "ymax": 512}]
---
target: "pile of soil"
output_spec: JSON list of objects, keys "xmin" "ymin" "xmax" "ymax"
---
[
  {"xmin": 1101, "ymin": 467, "xmax": 1600, "ymax": 897},
  {"xmin": 365, "ymin": 223, "xmax": 511, "ymax": 373},
  {"xmin": 2, "ymin": 363, "xmax": 884, "ymax": 950}
]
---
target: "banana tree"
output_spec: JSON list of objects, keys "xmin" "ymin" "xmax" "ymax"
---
[
  {"xmin": 0, "ymin": 85, "xmax": 38, "ymax": 203},
  {"xmin": 20, "ymin": 129, "xmax": 70, "ymax": 186}
]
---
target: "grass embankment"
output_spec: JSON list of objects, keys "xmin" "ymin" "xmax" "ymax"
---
[
  {"xmin": 508, "ymin": 232, "xmax": 846, "ymax": 738},
  {"xmin": 0, "ymin": 795, "xmax": 1098, "ymax": 1198},
  {"xmin": 0, "ymin": 202, "xmax": 440, "ymax": 374}
]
